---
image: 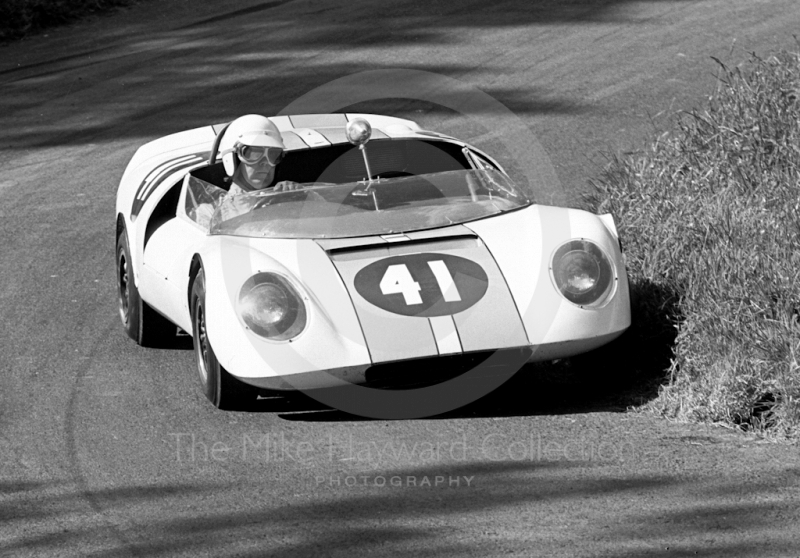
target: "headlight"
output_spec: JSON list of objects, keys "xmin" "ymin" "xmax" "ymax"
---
[
  {"xmin": 237, "ymin": 273, "xmax": 307, "ymax": 341},
  {"xmin": 551, "ymin": 240, "xmax": 615, "ymax": 307}
]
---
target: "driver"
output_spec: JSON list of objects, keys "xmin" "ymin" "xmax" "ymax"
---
[
  {"xmin": 190, "ymin": 114, "xmax": 302, "ymax": 227},
  {"xmin": 219, "ymin": 114, "xmax": 303, "ymax": 194}
]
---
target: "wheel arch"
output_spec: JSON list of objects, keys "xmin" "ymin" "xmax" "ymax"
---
[
  {"xmin": 116, "ymin": 213, "xmax": 138, "ymax": 285},
  {"xmin": 116, "ymin": 212, "xmax": 126, "ymax": 241}
]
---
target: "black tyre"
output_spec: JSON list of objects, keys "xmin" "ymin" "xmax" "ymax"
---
[
  {"xmin": 191, "ymin": 268, "xmax": 250, "ymax": 410},
  {"xmin": 116, "ymin": 227, "xmax": 175, "ymax": 347}
]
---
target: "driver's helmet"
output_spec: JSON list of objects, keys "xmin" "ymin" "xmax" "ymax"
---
[{"xmin": 219, "ymin": 114, "xmax": 286, "ymax": 177}]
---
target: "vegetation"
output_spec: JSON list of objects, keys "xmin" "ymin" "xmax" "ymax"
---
[
  {"xmin": 590, "ymin": 50, "xmax": 800, "ymax": 437},
  {"xmin": 0, "ymin": 0, "xmax": 137, "ymax": 42}
]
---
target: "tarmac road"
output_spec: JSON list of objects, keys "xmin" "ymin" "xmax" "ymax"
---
[{"xmin": 1, "ymin": 0, "xmax": 800, "ymax": 556}]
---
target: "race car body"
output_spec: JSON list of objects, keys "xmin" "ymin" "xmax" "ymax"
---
[{"xmin": 115, "ymin": 113, "xmax": 630, "ymax": 408}]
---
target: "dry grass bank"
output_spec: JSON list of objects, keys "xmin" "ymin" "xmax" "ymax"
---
[{"xmin": 590, "ymin": 50, "xmax": 800, "ymax": 437}]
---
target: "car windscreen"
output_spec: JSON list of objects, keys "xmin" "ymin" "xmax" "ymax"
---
[
  {"xmin": 207, "ymin": 169, "xmax": 534, "ymax": 239},
  {"xmin": 271, "ymin": 138, "xmax": 473, "ymax": 184}
]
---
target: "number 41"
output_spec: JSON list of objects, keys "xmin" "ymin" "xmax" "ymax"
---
[{"xmin": 379, "ymin": 261, "xmax": 461, "ymax": 305}]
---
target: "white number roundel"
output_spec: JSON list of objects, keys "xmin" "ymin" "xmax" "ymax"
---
[{"xmin": 354, "ymin": 253, "xmax": 488, "ymax": 317}]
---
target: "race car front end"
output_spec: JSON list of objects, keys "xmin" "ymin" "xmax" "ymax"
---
[{"xmin": 198, "ymin": 201, "xmax": 629, "ymax": 392}]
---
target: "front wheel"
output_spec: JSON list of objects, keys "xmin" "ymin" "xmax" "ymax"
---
[
  {"xmin": 116, "ymin": 227, "xmax": 175, "ymax": 347},
  {"xmin": 191, "ymin": 268, "xmax": 250, "ymax": 409}
]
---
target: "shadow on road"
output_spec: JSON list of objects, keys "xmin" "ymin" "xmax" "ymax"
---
[
  {"xmin": 0, "ymin": 0, "xmax": 688, "ymax": 150},
  {"xmin": 3, "ymin": 462, "xmax": 798, "ymax": 556}
]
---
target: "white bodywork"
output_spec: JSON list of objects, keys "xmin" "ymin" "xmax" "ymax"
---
[{"xmin": 116, "ymin": 114, "xmax": 630, "ymax": 390}]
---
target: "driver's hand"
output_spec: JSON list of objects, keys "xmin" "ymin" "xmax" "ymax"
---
[{"xmin": 272, "ymin": 180, "xmax": 304, "ymax": 192}]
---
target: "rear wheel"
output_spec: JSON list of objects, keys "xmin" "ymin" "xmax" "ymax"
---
[
  {"xmin": 191, "ymin": 268, "xmax": 250, "ymax": 409},
  {"xmin": 116, "ymin": 227, "xmax": 175, "ymax": 347}
]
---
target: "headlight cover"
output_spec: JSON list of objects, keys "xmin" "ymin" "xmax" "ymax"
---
[
  {"xmin": 551, "ymin": 240, "xmax": 615, "ymax": 307},
  {"xmin": 237, "ymin": 273, "xmax": 307, "ymax": 341}
]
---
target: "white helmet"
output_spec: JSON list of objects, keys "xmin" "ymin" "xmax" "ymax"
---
[{"xmin": 219, "ymin": 114, "xmax": 285, "ymax": 176}]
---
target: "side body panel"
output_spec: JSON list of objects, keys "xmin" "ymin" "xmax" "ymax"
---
[
  {"xmin": 139, "ymin": 211, "xmax": 206, "ymax": 332},
  {"xmin": 116, "ymin": 125, "xmax": 216, "ymax": 292}
]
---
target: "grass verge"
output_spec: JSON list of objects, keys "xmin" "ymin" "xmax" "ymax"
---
[
  {"xmin": 589, "ymin": 49, "xmax": 800, "ymax": 437},
  {"xmin": 0, "ymin": 0, "xmax": 138, "ymax": 43}
]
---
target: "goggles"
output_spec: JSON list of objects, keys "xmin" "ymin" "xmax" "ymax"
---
[{"xmin": 234, "ymin": 143, "xmax": 285, "ymax": 166}]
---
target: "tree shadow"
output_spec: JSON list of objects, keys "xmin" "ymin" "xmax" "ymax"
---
[
  {"xmin": 0, "ymin": 0, "xmax": 690, "ymax": 150},
  {"xmin": 4, "ymin": 464, "xmax": 799, "ymax": 557}
]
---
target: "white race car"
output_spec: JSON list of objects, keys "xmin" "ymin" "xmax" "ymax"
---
[{"xmin": 115, "ymin": 113, "xmax": 630, "ymax": 409}]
